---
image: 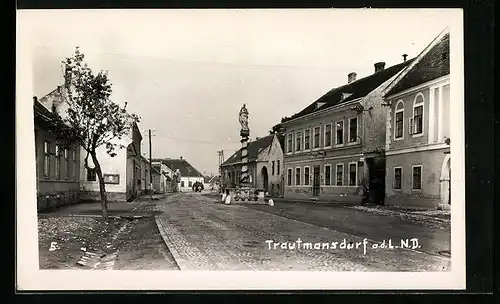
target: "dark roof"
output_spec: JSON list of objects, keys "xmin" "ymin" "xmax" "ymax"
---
[
  {"xmin": 285, "ymin": 60, "xmax": 414, "ymax": 122},
  {"xmin": 221, "ymin": 134, "xmax": 275, "ymax": 167},
  {"xmin": 34, "ymin": 99, "xmax": 57, "ymax": 126},
  {"xmin": 152, "ymin": 158, "xmax": 204, "ymax": 177},
  {"xmin": 385, "ymin": 32, "xmax": 450, "ymax": 97}
]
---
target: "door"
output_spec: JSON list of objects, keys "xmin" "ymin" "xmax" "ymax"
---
[{"xmin": 312, "ymin": 166, "xmax": 320, "ymax": 196}]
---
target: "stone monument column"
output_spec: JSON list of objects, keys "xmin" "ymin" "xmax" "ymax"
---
[{"xmin": 239, "ymin": 104, "xmax": 250, "ymax": 187}]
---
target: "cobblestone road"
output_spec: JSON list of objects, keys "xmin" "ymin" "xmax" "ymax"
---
[{"xmin": 155, "ymin": 193, "xmax": 450, "ymax": 271}]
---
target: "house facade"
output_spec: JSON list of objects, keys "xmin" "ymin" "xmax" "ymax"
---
[
  {"xmin": 281, "ymin": 59, "xmax": 413, "ymax": 202},
  {"xmin": 153, "ymin": 157, "xmax": 204, "ymax": 192},
  {"xmin": 382, "ymin": 29, "xmax": 451, "ymax": 209},
  {"xmin": 220, "ymin": 134, "xmax": 284, "ymax": 196},
  {"xmin": 34, "ymin": 97, "xmax": 81, "ymax": 211}
]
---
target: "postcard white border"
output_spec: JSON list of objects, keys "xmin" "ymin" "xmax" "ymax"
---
[{"xmin": 16, "ymin": 8, "xmax": 466, "ymax": 290}]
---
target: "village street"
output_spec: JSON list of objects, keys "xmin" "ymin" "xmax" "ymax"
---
[{"xmin": 155, "ymin": 192, "xmax": 451, "ymax": 271}]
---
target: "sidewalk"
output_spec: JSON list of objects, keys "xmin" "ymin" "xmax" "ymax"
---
[
  {"xmin": 38, "ymin": 193, "xmax": 168, "ymax": 218},
  {"xmin": 347, "ymin": 204, "xmax": 451, "ymax": 222}
]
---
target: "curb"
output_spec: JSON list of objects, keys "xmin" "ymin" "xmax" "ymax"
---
[{"xmin": 154, "ymin": 216, "xmax": 184, "ymax": 271}]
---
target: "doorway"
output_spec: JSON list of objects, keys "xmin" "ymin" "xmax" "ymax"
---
[
  {"xmin": 261, "ymin": 166, "xmax": 269, "ymax": 192},
  {"xmin": 366, "ymin": 156, "xmax": 386, "ymax": 205},
  {"xmin": 440, "ymin": 154, "xmax": 451, "ymax": 205},
  {"xmin": 312, "ymin": 165, "xmax": 320, "ymax": 197}
]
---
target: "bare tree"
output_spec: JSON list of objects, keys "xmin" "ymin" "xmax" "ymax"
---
[{"xmin": 49, "ymin": 47, "xmax": 139, "ymax": 221}]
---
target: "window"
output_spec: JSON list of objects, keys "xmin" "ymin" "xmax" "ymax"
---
[
  {"xmin": 277, "ymin": 160, "xmax": 280, "ymax": 175},
  {"xmin": 64, "ymin": 148, "xmax": 70, "ymax": 179},
  {"xmin": 412, "ymin": 166, "xmax": 422, "ymax": 190},
  {"xmin": 336, "ymin": 164, "xmax": 344, "ymax": 186},
  {"xmin": 349, "ymin": 163, "xmax": 357, "ymax": 186},
  {"xmin": 394, "ymin": 167, "xmax": 402, "ymax": 190},
  {"xmin": 304, "ymin": 129, "xmax": 311, "ymax": 150},
  {"xmin": 394, "ymin": 100, "xmax": 404, "ymax": 139},
  {"xmin": 272, "ymin": 161, "xmax": 275, "ymax": 175},
  {"xmin": 295, "ymin": 167, "xmax": 301, "ymax": 186},
  {"xmin": 295, "ymin": 131, "xmax": 302, "ymax": 152},
  {"xmin": 313, "ymin": 126, "xmax": 320, "ymax": 148},
  {"xmin": 412, "ymin": 94, "xmax": 424, "ymax": 135},
  {"xmin": 324, "ymin": 165, "xmax": 331, "ymax": 186},
  {"xmin": 55, "ymin": 145, "xmax": 61, "ymax": 179},
  {"xmin": 287, "ymin": 168, "xmax": 292, "ymax": 186},
  {"xmin": 304, "ymin": 167, "xmax": 310, "ymax": 186},
  {"xmin": 181, "ymin": 181, "xmax": 185, "ymax": 187},
  {"xmin": 72, "ymin": 150, "xmax": 77, "ymax": 179},
  {"xmin": 43, "ymin": 141, "xmax": 50, "ymax": 177},
  {"xmin": 287, "ymin": 134, "xmax": 293, "ymax": 153},
  {"xmin": 349, "ymin": 117, "xmax": 358, "ymax": 142},
  {"xmin": 188, "ymin": 181, "xmax": 192, "ymax": 187},
  {"xmin": 324, "ymin": 124, "xmax": 332, "ymax": 147},
  {"xmin": 336, "ymin": 121, "xmax": 344, "ymax": 145},
  {"xmin": 87, "ymin": 168, "xmax": 96, "ymax": 181}
]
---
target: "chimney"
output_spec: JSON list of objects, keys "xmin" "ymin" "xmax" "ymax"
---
[
  {"xmin": 33, "ymin": 96, "xmax": 38, "ymax": 104},
  {"xmin": 64, "ymin": 65, "xmax": 72, "ymax": 89},
  {"xmin": 402, "ymin": 54, "xmax": 408, "ymax": 62},
  {"xmin": 348, "ymin": 72, "xmax": 357, "ymax": 84},
  {"xmin": 374, "ymin": 62, "xmax": 386, "ymax": 73},
  {"xmin": 180, "ymin": 156, "xmax": 183, "ymax": 160}
]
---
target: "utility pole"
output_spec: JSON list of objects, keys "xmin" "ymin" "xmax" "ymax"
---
[{"xmin": 149, "ymin": 129, "xmax": 153, "ymax": 199}]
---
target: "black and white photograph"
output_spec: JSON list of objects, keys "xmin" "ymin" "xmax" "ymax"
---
[{"xmin": 16, "ymin": 8, "xmax": 465, "ymax": 290}]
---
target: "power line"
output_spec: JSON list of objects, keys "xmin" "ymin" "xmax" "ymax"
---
[{"xmin": 34, "ymin": 44, "xmax": 362, "ymax": 72}]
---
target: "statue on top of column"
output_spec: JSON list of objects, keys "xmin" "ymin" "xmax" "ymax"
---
[{"xmin": 239, "ymin": 103, "xmax": 249, "ymax": 134}]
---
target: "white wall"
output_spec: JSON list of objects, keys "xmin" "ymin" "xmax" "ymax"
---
[
  {"xmin": 179, "ymin": 176, "xmax": 204, "ymax": 191},
  {"xmin": 80, "ymin": 136, "xmax": 131, "ymax": 193}
]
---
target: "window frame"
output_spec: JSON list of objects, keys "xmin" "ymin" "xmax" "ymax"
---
[
  {"xmin": 64, "ymin": 148, "xmax": 70, "ymax": 179},
  {"xmin": 295, "ymin": 167, "xmax": 301, "ymax": 186},
  {"xmin": 335, "ymin": 163, "xmax": 344, "ymax": 186},
  {"xmin": 286, "ymin": 133, "xmax": 293, "ymax": 153},
  {"xmin": 55, "ymin": 144, "xmax": 61, "ymax": 180},
  {"xmin": 411, "ymin": 165, "xmax": 423, "ymax": 191},
  {"xmin": 348, "ymin": 116, "xmax": 359, "ymax": 143},
  {"xmin": 303, "ymin": 166, "xmax": 310, "ymax": 186},
  {"xmin": 43, "ymin": 141, "xmax": 50, "ymax": 178},
  {"xmin": 394, "ymin": 100, "xmax": 405, "ymax": 140},
  {"xmin": 412, "ymin": 93, "xmax": 425, "ymax": 137},
  {"xmin": 287, "ymin": 168, "xmax": 293, "ymax": 186},
  {"xmin": 393, "ymin": 166, "xmax": 403, "ymax": 190},
  {"xmin": 324, "ymin": 164, "xmax": 331, "ymax": 186},
  {"xmin": 277, "ymin": 160, "xmax": 280, "ymax": 176},
  {"xmin": 303, "ymin": 128, "xmax": 311, "ymax": 151},
  {"xmin": 348, "ymin": 162, "xmax": 358, "ymax": 187},
  {"xmin": 295, "ymin": 131, "xmax": 302, "ymax": 152},
  {"xmin": 324, "ymin": 123, "xmax": 332, "ymax": 148},
  {"xmin": 72, "ymin": 149, "xmax": 77, "ymax": 179},
  {"xmin": 313, "ymin": 126, "xmax": 321, "ymax": 149},
  {"xmin": 272, "ymin": 161, "xmax": 275, "ymax": 175},
  {"xmin": 87, "ymin": 168, "xmax": 97, "ymax": 182},
  {"xmin": 335, "ymin": 120, "xmax": 344, "ymax": 146}
]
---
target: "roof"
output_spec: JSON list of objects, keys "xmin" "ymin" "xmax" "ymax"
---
[
  {"xmin": 384, "ymin": 29, "xmax": 450, "ymax": 97},
  {"xmin": 284, "ymin": 59, "xmax": 414, "ymax": 123},
  {"xmin": 34, "ymin": 98, "xmax": 57, "ymax": 126},
  {"xmin": 221, "ymin": 134, "xmax": 275, "ymax": 167},
  {"xmin": 152, "ymin": 158, "xmax": 204, "ymax": 177}
]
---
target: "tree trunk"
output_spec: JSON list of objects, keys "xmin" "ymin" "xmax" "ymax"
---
[{"xmin": 91, "ymin": 152, "xmax": 109, "ymax": 222}]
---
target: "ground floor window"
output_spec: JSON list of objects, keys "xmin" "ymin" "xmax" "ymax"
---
[
  {"xmin": 87, "ymin": 168, "xmax": 96, "ymax": 181},
  {"xmin": 181, "ymin": 181, "xmax": 185, "ymax": 187},
  {"xmin": 393, "ymin": 167, "xmax": 402, "ymax": 190},
  {"xmin": 287, "ymin": 168, "xmax": 292, "ymax": 186},
  {"xmin": 349, "ymin": 163, "xmax": 357, "ymax": 186},
  {"xmin": 336, "ymin": 164, "xmax": 343, "ymax": 186},
  {"xmin": 304, "ymin": 167, "xmax": 310, "ymax": 186},
  {"xmin": 188, "ymin": 181, "xmax": 192, "ymax": 187},
  {"xmin": 295, "ymin": 167, "xmax": 301, "ymax": 186},
  {"xmin": 324, "ymin": 165, "xmax": 331, "ymax": 185},
  {"xmin": 412, "ymin": 165, "xmax": 422, "ymax": 190}
]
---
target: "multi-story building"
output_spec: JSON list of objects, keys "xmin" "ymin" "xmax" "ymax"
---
[
  {"xmin": 34, "ymin": 97, "xmax": 81, "ymax": 211},
  {"xmin": 382, "ymin": 29, "xmax": 451, "ymax": 209},
  {"xmin": 281, "ymin": 59, "xmax": 413, "ymax": 202}
]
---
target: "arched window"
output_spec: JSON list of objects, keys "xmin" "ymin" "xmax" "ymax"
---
[
  {"xmin": 394, "ymin": 100, "xmax": 405, "ymax": 140},
  {"xmin": 412, "ymin": 93, "xmax": 424, "ymax": 136}
]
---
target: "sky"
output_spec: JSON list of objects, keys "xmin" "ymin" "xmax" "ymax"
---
[{"xmin": 25, "ymin": 9, "xmax": 456, "ymax": 175}]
